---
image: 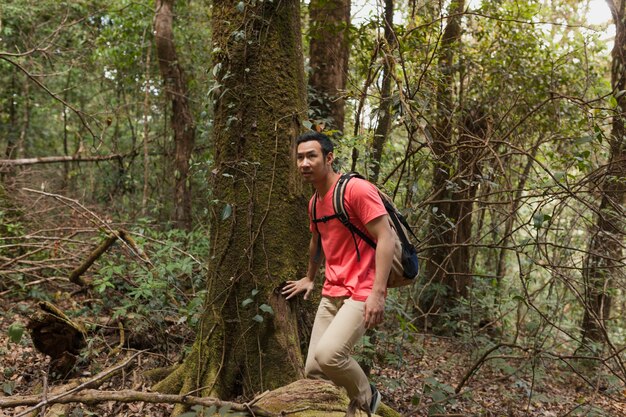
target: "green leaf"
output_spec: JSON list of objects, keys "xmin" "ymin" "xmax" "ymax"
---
[
  {"xmin": 302, "ymin": 120, "xmax": 313, "ymax": 129},
  {"xmin": 252, "ymin": 314, "xmax": 263, "ymax": 323},
  {"xmin": 573, "ymin": 136, "xmax": 593, "ymax": 146},
  {"xmin": 219, "ymin": 405, "xmax": 232, "ymax": 416},
  {"xmin": 512, "ymin": 295, "xmax": 526, "ymax": 303},
  {"xmin": 242, "ymin": 298, "xmax": 254, "ymax": 308},
  {"xmin": 259, "ymin": 304, "xmax": 274, "ymax": 315},
  {"xmin": 221, "ymin": 204, "xmax": 232, "ymax": 220},
  {"xmin": 532, "ymin": 212, "xmax": 551, "ymax": 229},
  {"xmin": 251, "ymin": 288, "xmax": 259, "ymax": 297},
  {"xmin": 3, "ymin": 381, "xmax": 15, "ymax": 395},
  {"xmin": 8, "ymin": 323, "xmax": 24, "ymax": 344},
  {"xmin": 236, "ymin": 1, "xmax": 245, "ymax": 12}
]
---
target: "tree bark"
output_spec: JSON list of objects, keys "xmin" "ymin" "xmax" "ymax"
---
[
  {"xmin": 580, "ymin": 0, "xmax": 626, "ymax": 347},
  {"xmin": 152, "ymin": 0, "xmax": 309, "ymax": 413},
  {"xmin": 308, "ymin": 0, "xmax": 351, "ymax": 132},
  {"xmin": 370, "ymin": 0, "xmax": 395, "ymax": 185},
  {"xmin": 154, "ymin": 0, "xmax": 195, "ymax": 230},
  {"xmin": 421, "ymin": 0, "xmax": 467, "ymax": 324}
]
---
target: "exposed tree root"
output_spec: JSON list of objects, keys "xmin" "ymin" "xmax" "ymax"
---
[
  {"xmin": 150, "ymin": 361, "xmax": 185, "ymax": 394},
  {"xmin": 143, "ymin": 364, "xmax": 181, "ymax": 385}
]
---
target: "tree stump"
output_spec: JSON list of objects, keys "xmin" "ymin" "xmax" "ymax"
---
[{"xmin": 27, "ymin": 301, "xmax": 87, "ymax": 376}]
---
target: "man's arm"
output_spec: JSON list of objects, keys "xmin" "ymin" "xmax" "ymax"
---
[
  {"xmin": 282, "ymin": 232, "xmax": 321, "ymax": 300},
  {"xmin": 363, "ymin": 214, "xmax": 395, "ymax": 328}
]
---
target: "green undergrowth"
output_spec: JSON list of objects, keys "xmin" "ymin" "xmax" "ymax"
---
[{"xmin": 87, "ymin": 224, "xmax": 210, "ymax": 349}]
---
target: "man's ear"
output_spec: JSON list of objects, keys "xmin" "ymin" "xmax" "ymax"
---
[{"xmin": 326, "ymin": 151, "xmax": 334, "ymax": 166}]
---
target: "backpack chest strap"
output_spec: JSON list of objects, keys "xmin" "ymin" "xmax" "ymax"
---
[{"xmin": 312, "ymin": 213, "xmax": 340, "ymax": 224}]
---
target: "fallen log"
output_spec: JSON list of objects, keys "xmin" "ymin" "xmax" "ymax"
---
[
  {"xmin": 1, "ymin": 389, "xmax": 272, "ymax": 416},
  {"xmin": 1, "ymin": 379, "xmax": 398, "ymax": 417}
]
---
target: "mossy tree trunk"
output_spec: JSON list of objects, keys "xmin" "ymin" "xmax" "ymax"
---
[
  {"xmin": 153, "ymin": 0, "xmax": 309, "ymax": 413},
  {"xmin": 580, "ymin": 0, "xmax": 626, "ymax": 348}
]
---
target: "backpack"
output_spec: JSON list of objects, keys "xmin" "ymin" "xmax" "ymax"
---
[{"xmin": 312, "ymin": 172, "xmax": 419, "ymax": 288}]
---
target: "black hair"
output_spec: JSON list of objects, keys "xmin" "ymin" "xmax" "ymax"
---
[{"xmin": 295, "ymin": 131, "xmax": 334, "ymax": 157}]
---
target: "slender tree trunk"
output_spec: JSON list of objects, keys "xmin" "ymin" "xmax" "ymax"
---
[
  {"xmin": 580, "ymin": 0, "xmax": 626, "ymax": 347},
  {"xmin": 308, "ymin": 0, "xmax": 350, "ymax": 132},
  {"xmin": 154, "ymin": 0, "xmax": 195, "ymax": 230},
  {"xmin": 142, "ymin": 31, "xmax": 153, "ymax": 216},
  {"xmin": 4, "ymin": 70, "xmax": 18, "ymax": 160},
  {"xmin": 370, "ymin": 0, "xmax": 395, "ymax": 184},
  {"xmin": 421, "ymin": 0, "xmax": 466, "ymax": 324},
  {"xmin": 152, "ymin": 0, "xmax": 309, "ymax": 414},
  {"xmin": 447, "ymin": 108, "xmax": 487, "ymax": 291}
]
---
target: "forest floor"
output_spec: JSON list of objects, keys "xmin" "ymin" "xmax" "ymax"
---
[
  {"xmin": 1, "ymin": 294, "xmax": 625, "ymax": 417},
  {"xmin": 1, "ymin": 182, "xmax": 625, "ymax": 416}
]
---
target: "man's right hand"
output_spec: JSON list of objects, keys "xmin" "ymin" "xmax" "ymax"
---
[{"xmin": 282, "ymin": 277, "xmax": 314, "ymax": 300}]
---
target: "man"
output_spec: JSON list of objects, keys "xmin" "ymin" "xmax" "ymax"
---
[{"xmin": 282, "ymin": 131, "xmax": 395, "ymax": 416}]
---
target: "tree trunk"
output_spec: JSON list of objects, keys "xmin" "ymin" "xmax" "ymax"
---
[
  {"xmin": 580, "ymin": 0, "xmax": 626, "ymax": 348},
  {"xmin": 421, "ymin": 0, "xmax": 467, "ymax": 325},
  {"xmin": 154, "ymin": 0, "xmax": 195, "ymax": 230},
  {"xmin": 308, "ymin": 0, "xmax": 350, "ymax": 132},
  {"xmin": 370, "ymin": 0, "xmax": 395, "ymax": 185},
  {"xmin": 152, "ymin": 0, "xmax": 309, "ymax": 413}
]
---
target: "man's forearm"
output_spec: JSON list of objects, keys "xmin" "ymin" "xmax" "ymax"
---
[{"xmin": 372, "ymin": 232, "xmax": 394, "ymax": 293}]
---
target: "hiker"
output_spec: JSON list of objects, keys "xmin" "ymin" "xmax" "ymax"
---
[{"xmin": 282, "ymin": 131, "xmax": 395, "ymax": 416}]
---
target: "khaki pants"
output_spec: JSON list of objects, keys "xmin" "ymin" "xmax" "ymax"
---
[{"xmin": 305, "ymin": 296, "xmax": 371, "ymax": 407}]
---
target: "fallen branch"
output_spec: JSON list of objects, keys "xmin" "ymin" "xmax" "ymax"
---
[
  {"xmin": 2, "ymin": 389, "xmax": 274, "ymax": 417},
  {"xmin": 0, "ymin": 154, "xmax": 124, "ymax": 166},
  {"xmin": 69, "ymin": 233, "xmax": 119, "ymax": 285},
  {"xmin": 11, "ymin": 351, "xmax": 143, "ymax": 417}
]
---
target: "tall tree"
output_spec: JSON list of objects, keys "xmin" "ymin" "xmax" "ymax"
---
[
  {"xmin": 154, "ymin": 0, "xmax": 195, "ymax": 230},
  {"xmin": 308, "ymin": 0, "xmax": 351, "ymax": 132},
  {"xmin": 152, "ymin": 0, "xmax": 309, "ymax": 411},
  {"xmin": 580, "ymin": 0, "xmax": 626, "ymax": 348},
  {"xmin": 370, "ymin": 0, "xmax": 395, "ymax": 184},
  {"xmin": 421, "ymin": 0, "xmax": 468, "ymax": 323}
]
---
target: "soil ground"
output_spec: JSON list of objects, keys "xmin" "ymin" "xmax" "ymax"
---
[{"xmin": 1, "ymin": 295, "xmax": 624, "ymax": 417}]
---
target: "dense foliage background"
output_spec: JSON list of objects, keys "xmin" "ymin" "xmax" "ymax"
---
[{"xmin": 1, "ymin": 0, "xmax": 624, "ymax": 416}]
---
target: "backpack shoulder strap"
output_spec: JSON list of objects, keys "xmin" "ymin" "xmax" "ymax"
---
[{"xmin": 333, "ymin": 173, "xmax": 377, "ymax": 255}]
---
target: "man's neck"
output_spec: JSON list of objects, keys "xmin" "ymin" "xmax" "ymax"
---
[{"xmin": 314, "ymin": 171, "xmax": 340, "ymax": 197}]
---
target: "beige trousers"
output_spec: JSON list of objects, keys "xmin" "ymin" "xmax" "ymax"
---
[{"xmin": 305, "ymin": 296, "xmax": 371, "ymax": 407}]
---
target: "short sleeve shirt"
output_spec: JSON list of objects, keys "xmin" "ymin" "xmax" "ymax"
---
[{"xmin": 309, "ymin": 176, "xmax": 387, "ymax": 301}]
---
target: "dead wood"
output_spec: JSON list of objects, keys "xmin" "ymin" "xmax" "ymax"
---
[
  {"xmin": 9, "ymin": 352, "xmax": 143, "ymax": 417},
  {"xmin": 2, "ymin": 378, "xmax": 399, "ymax": 417},
  {"xmin": 252, "ymin": 380, "xmax": 398, "ymax": 417},
  {"xmin": 0, "ymin": 154, "xmax": 125, "ymax": 166},
  {"xmin": 2, "ymin": 389, "xmax": 275, "ymax": 416},
  {"xmin": 68, "ymin": 228, "xmax": 150, "ymax": 286},
  {"xmin": 68, "ymin": 232, "xmax": 119, "ymax": 285},
  {"xmin": 27, "ymin": 301, "xmax": 87, "ymax": 375}
]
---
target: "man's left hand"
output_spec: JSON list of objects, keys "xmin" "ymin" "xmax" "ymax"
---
[{"xmin": 364, "ymin": 292, "xmax": 385, "ymax": 329}]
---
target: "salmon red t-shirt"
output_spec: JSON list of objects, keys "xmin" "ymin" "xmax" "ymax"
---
[{"xmin": 309, "ymin": 176, "xmax": 387, "ymax": 301}]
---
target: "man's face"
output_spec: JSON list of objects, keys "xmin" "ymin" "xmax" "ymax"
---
[{"xmin": 296, "ymin": 140, "xmax": 332, "ymax": 183}]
